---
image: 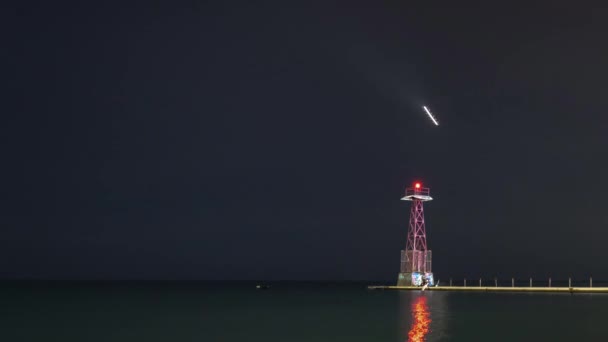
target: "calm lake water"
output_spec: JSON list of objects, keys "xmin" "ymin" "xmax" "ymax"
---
[{"xmin": 1, "ymin": 282, "xmax": 608, "ymax": 341}]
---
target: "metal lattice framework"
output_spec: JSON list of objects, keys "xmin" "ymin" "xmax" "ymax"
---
[
  {"xmin": 406, "ymin": 199, "xmax": 428, "ymax": 252},
  {"xmin": 400, "ymin": 184, "xmax": 433, "ymax": 274}
]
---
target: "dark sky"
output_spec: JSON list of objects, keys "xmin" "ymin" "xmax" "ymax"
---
[{"xmin": 3, "ymin": 1, "xmax": 608, "ymax": 281}]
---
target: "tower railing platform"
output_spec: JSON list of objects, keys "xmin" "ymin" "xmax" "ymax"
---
[
  {"xmin": 405, "ymin": 187, "xmax": 430, "ymax": 197},
  {"xmin": 401, "ymin": 187, "xmax": 432, "ymax": 201}
]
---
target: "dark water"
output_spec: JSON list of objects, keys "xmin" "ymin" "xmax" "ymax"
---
[{"xmin": 2, "ymin": 282, "xmax": 608, "ymax": 341}]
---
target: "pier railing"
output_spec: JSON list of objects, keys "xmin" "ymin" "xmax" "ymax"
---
[
  {"xmin": 368, "ymin": 277, "xmax": 608, "ymax": 293},
  {"xmin": 441, "ymin": 277, "xmax": 599, "ymax": 288}
]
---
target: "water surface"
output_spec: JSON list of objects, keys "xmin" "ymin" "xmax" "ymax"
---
[{"xmin": 1, "ymin": 282, "xmax": 607, "ymax": 341}]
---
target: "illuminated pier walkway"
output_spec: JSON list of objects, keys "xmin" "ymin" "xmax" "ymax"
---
[{"xmin": 367, "ymin": 286, "xmax": 608, "ymax": 293}]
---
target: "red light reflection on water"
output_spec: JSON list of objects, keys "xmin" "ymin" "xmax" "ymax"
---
[{"xmin": 407, "ymin": 296, "xmax": 431, "ymax": 342}]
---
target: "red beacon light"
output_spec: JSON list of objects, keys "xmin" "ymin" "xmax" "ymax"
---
[{"xmin": 415, "ymin": 183, "xmax": 421, "ymax": 189}]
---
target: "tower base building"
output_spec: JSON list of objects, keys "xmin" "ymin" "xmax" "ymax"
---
[{"xmin": 397, "ymin": 250, "xmax": 434, "ymax": 286}]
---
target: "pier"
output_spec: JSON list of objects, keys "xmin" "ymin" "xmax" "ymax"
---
[{"xmin": 367, "ymin": 285, "xmax": 608, "ymax": 294}]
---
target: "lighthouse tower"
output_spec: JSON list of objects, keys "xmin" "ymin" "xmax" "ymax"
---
[{"xmin": 397, "ymin": 182, "xmax": 434, "ymax": 286}]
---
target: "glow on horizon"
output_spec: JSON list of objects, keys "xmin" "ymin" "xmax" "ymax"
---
[{"xmin": 422, "ymin": 106, "xmax": 439, "ymax": 126}]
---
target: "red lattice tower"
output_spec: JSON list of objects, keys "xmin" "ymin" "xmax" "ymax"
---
[{"xmin": 397, "ymin": 182, "xmax": 434, "ymax": 286}]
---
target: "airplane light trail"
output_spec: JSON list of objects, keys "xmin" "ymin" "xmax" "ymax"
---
[{"xmin": 422, "ymin": 106, "xmax": 439, "ymax": 126}]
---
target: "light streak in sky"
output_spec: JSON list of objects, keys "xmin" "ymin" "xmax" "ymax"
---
[{"xmin": 422, "ymin": 106, "xmax": 439, "ymax": 126}]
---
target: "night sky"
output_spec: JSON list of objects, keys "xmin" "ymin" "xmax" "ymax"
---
[{"xmin": 3, "ymin": 1, "xmax": 608, "ymax": 281}]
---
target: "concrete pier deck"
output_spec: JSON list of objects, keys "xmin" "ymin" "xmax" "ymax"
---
[{"xmin": 367, "ymin": 286, "xmax": 608, "ymax": 293}]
